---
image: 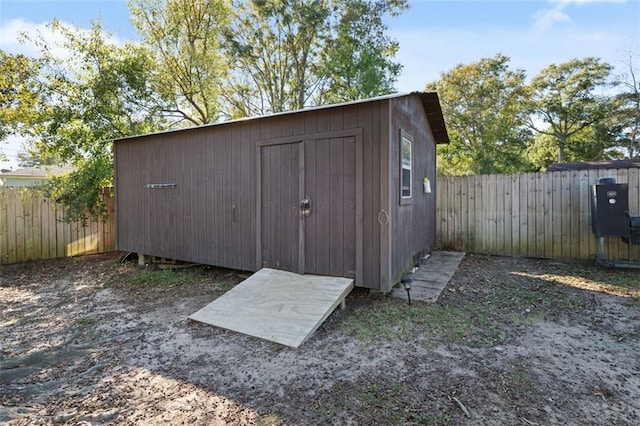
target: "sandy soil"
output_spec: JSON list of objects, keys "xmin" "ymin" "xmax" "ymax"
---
[{"xmin": 1, "ymin": 253, "xmax": 638, "ymax": 425}]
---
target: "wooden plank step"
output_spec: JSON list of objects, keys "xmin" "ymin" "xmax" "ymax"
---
[{"xmin": 392, "ymin": 251, "xmax": 465, "ymax": 303}]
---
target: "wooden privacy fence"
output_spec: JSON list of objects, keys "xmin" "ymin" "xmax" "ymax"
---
[
  {"xmin": 436, "ymin": 168, "xmax": 640, "ymax": 262},
  {"xmin": 0, "ymin": 188, "xmax": 115, "ymax": 265}
]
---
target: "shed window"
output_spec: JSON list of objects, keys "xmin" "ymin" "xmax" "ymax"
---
[{"xmin": 400, "ymin": 134, "xmax": 412, "ymax": 201}]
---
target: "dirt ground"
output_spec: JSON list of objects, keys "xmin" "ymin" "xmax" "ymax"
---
[{"xmin": 1, "ymin": 252, "xmax": 639, "ymax": 425}]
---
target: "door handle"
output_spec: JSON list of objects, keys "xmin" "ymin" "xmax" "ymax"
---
[{"xmin": 301, "ymin": 196, "xmax": 311, "ymax": 217}]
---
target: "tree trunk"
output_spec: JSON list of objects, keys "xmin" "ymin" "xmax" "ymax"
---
[{"xmin": 558, "ymin": 136, "xmax": 566, "ymax": 163}]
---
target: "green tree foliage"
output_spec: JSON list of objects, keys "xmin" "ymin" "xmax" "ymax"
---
[
  {"xmin": 526, "ymin": 123, "xmax": 622, "ymax": 170},
  {"xmin": 224, "ymin": 0, "xmax": 407, "ymax": 115},
  {"xmin": 130, "ymin": 0, "xmax": 231, "ymax": 125},
  {"xmin": 426, "ymin": 54, "xmax": 532, "ymax": 175},
  {"xmin": 318, "ymin": 0, "xmax": 407, "ymax": 103},
  {"xmin": 0, "ymin": 51, "xmax": 41, "ymax": 160},
  {"xmin": 17, "ymin": 143, "xmax": 61, "ymax": 167},
  {"xmin": 23, "ymin": 20, "xmax": 166, "ymax": 221},
  {"xmin": 526, "ymin": 57, "xmax": 613, "ymax": 163},
  {"xmin": 225, "ymin": 0, "xmax": 332, "ymax": 115}
]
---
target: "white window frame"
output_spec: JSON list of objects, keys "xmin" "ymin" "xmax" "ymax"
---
[{"xmin": 400, "ymin": 130, "xmax": 412, "ymax": 204}]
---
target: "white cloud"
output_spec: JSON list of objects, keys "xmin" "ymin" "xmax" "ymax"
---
[
  {"xmin": 0, "ymin": 18, "xmax": 127, "ymax": 59},
  {"xmin": 535, "ymin": 0, "xmax": 628, "ymax": 32},
  {"xmin": 532, "ymin": 5, "xmax": 573, "ymax": 32},
  {"xmin": 0, "ymin": 18, "xmax": 65, "ymax": 57}
]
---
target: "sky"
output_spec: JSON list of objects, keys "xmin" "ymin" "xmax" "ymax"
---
[{"xmin": 1, "ymin": 0, "xmax": 639, "ymax": 170}]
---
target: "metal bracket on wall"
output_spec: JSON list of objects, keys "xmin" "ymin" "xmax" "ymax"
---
[{"xmin": 144, "ymin": 183, "xmax": 177, "ymax": 189}]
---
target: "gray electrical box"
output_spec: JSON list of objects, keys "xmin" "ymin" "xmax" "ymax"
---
[{"xmin": 590, "ymin": 181, "xmax": 630, "ymax": 237}]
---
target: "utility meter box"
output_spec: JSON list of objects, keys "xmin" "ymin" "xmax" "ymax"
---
[{"xmin": 590, "ymin": 181, "xmax": 630, "ymax": 237}]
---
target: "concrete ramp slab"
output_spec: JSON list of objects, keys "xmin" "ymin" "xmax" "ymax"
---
[
  {"xmin": 189, "ymin": 268, "xmax": 354, "ymax": 348},
  {"xmin": 392, "ymin": 251, "xmax": 465, "ymax": 302}
]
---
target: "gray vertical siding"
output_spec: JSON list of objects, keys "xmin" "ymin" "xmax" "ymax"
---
[
  {"xmin": 115, "ymin": 94, "xmax": 444, "ymax": 291},
  {"xmin": 359, "ymin": 102, "xmax": 382, "ymax": 288},
  {"xmin": 378, "ymin": 100, "xmax": 392, "ymax": 292},
  {"xmin": 388, "ymin": 96, "xmax": 438, "ymax": 288},
  {"xmin": 117, "ymin": 125, "xmax": 251, "ymax": 269}
]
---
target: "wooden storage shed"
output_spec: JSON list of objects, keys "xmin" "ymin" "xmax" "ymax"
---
[{"xmin": 114, "ymin": 92, "xmax": 449, "ymax": 292}]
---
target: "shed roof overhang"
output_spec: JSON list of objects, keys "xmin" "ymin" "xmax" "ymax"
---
[
  {"xmin": 114, "ymin": 91, "xmax": 450, "ymax": 144},
  {"xmin": 414, "ymin": 92, "xmax": 449, "ymax": 144}
]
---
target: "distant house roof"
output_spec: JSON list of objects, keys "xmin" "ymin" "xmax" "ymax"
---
[
  {"xmin": 0, "ymin": 165, "xmax": 73, "ymax": 178},
  {"xmin": 547, "ymin": 160, "xmax": 640, "ymax": 172},
  {"xmin": 0, "ymin": 165, "xmax": 73, "ymax": 187}
]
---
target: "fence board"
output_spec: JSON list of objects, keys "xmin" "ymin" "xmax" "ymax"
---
[
  {"xmin": 103, "ymin": 190, "xmax": 115, "ymax": 252},
  {"xmin": 5, "ymin": 190, "xmax": 17, "ymax": 264},
  {"xmin": 503, "ymin": 175, "xmax": 511, "ymax": 255},
  {"xmin": 445, "ymin": 176, "xmax": 455, "ymax": 250},
  {"xmin": 0, "ymin": 188, "xmax": 116, "ymax": 265},
  {"xmin": 518, "ymin": 174, "xmax": 528, "ymax": 256},
  {"xmin": 23, "ymin": 194, "xmax": 34, "ymax": 261},
  {"xmin": 460, "ymin": 176, "xmax": 469, "ymax": 252},
  {"xmin": 495, "ymin": 175, "xmax": 505, "ymax": 255},
  {"xmin": 436, "ymin": 176, "xmax": 446, "ymax": 248},
  {"xmin": 471, "ymin": 176, "xmax": 480, "ymax": 253},
  {"xmin": 55, "ymin": 204, "xmax": 65, "ymax": 258},
  {"xmin": 45, "ymin": 200, "xmax": 54, "ymax": 257},
  {"xmin": 527, "ymin": 173, "xmax": 537, "ymax": 257},
  {"xmin": 550, "ymin": 172, "xmax": 561, "ymax": 258},
  {"xmin": 534, "ymin": 173, "xmax": 544, "ymax": 258},
  {"xmin": 466, "ymin": 176, "xmax": 477, "ymax": 251},
  {"xmin": 629, "ymin": 168, "xmax": 640, "ymax": 261},
  {"xmin": 0, "ymin": 189, "xmax": 8, "ymax": 263},
  {"xmin": 453, "ymin": 176, "xmax": 462, "ymax": 250},
  {"xmin": 34, "ymin": 194, "xmax": 43, "ymax": 260},
  {"xmin": 15, "ymin": 192, "xmax": 26, "ymax": 262},
  {"xmin": 542, "ymin": 173, "xmax": 552, "ymax": 258},
  {"xmin": 437, "ymin": 169, "xmax": 640, "ymax": 263},
  {"xmin": 482, "ymin": 175, "xmax": 492, "ymax": 254},
  {"xmin": 578, "ymin": 171, "xmax": 591, "ymax": 260},
  {"xmin": 510, "ymin": 174, "xmax": 520, "ymax": 255},
  {"xmin": 559, "ymin": 172, "xmax": 571, "ymax": 259}
]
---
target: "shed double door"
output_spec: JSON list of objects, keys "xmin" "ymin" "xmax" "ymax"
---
[{"xmin": 260, "ymin": 137, "xmax": 356, "ymax": 278}]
